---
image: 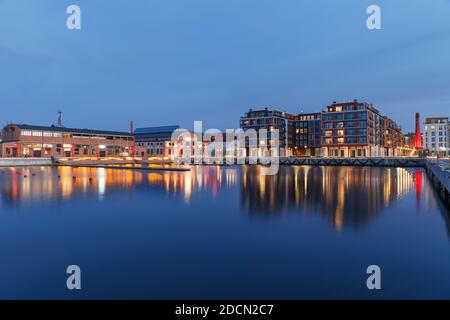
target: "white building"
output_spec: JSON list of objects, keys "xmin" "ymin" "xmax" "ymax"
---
[{"xmin": 423, "ymin": 117, "xmax": 449, "ymax": 157}]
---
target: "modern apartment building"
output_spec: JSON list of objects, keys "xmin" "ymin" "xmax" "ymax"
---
[
  {"xmin": 239, "ymin": 101, "xmax": 405, "ymax": 158},
  {"xmin": 320, "ymin": 101, "xmax": 404, "ymax": 157},
  {"xmin": 1, "ymin": 124, "xmax": 134, "ymax": 158},
  {"xmin": 381, "ymin": 116, "xmax": 404, "ymax": 156},
  {"xmin": 239, "ymin": 108, "xmax": 295, "ymax": 157},
  {"xmin": 294, "ymin": 112, "xmax": 321, "ymax": 156},
  {"xmin": 423, "ymin": 117, "xmax": 449, "ymax": 157}
]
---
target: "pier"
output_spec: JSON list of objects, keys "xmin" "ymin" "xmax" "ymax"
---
[{"xmin": 0, "ymin": 157, "xmax": 52, "ymax": 167}]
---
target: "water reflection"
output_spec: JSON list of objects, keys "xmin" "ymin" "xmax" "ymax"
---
[
  {"xmin": 239, "ymin": 166, "xmax": 442, "ymax": 230},
  {"xmin": 0, "ymin": 165, "xmax": 445, "ymax": 231},
  {"xmin": 0, "ymin": 166, "xmax": 235, "ymax": 205}
]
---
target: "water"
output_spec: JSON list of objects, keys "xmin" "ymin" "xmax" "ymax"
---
[{"xmin": 0, "ymin": 165, "xmax": 449, "ymax": 299}]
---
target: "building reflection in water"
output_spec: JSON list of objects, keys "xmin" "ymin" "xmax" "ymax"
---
[
  {"xmin": 0, "ymin": 166, "xmax": 237, "ymax": 206},
  {"xmin": 240, "ymin": 166, "xmax": 421, "ymax": 230},
  {"xmin": 0, "ymin": 165, "xmax": 440, "ymax": 231}
]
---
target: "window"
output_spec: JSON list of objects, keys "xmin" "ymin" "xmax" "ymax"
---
[
  {"xmin": 32, "ymin": 131, "xmax": 42, "ymax": 137},
  {"xmin": 21, "ymin": 131, "xmax": 32, "ymax": 136}
]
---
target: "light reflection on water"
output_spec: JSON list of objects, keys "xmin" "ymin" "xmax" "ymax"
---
[
  {"xmin": 0, "ymin": 165, "xmax": 450, "ymax": 299},
  {"xmin": 0, "ymin": 165, "xmax": 446, "ymax": 231}
]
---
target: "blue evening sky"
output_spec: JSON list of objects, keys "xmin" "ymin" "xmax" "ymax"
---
[{"xmin": 1, "ymin": 0, "xmax": 449, "ymax": 132}]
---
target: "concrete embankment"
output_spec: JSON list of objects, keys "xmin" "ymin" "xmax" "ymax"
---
[
  {"xmin": 425, "ymin": 160, "xmax": 450, "ymax": 206},
  {"xmin": 0, "ymin": 158, "xmax": 53, "ymax": 167}
]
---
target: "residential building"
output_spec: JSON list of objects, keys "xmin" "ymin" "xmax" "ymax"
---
[
  {"xmin": 239, "ymin": 108, "xmax": 295, "ymax": 157},
  {"xmin": 320, "ymin": 101, "xmax": 404, "ymax": 157},
  {"xmin": 294, "ymin": 112, "xmax": 321, "ymax": 156},
  {"xmin": 1, "ymin": 124, "xmax": 134, "ymax": 158},
  {"xmin": 381, "ymin": 116, "xmax": 404, "ymax": 156},
  {"xmin": 423, "ymin": 117, "xmax": 449, "ymax": 157}
]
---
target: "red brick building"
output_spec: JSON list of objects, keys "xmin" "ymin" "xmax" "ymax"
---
[{"xmin": 1, "ymin": 124, "xmax": 134, "ymax": 158}]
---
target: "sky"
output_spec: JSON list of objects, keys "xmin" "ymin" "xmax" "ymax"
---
[{"xmin": 0, "ymin": 0, "xmax": 450, "ymax": 133}]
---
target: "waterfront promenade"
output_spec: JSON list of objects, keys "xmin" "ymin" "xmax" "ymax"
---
[{"xmin": 0, "ymin": 157, "xmax": 52, "ymax": 167}]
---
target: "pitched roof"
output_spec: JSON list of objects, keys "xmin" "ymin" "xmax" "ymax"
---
[
  {"xmin": 10, "ymin": 124, "xmax": 132, "ymax": 136},
  {"xmin": 134, "ymin": 125, "xmax": 180, "ymax": 135}
]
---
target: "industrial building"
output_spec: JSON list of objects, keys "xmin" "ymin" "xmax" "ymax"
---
[
  {"xmin": 134, "ymin": 125, "xmax": 180, "ymax": 158},
  {"xmin": 1, "ymin": 124, "xmax": 134, "ymax": 158}
]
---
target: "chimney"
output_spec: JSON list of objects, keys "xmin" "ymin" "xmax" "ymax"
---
[
  {"xmin": 58, "ymin": 111, "xmax": 62, "ymax": 127},
  {"xmin": 130, "ymin": 120, "xmax": 134, "ymax": 135}
]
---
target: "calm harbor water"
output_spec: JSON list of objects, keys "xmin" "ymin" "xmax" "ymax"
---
[{"xmin": 0, "ymin": 165, "xmax": 449, "ymax": 299}]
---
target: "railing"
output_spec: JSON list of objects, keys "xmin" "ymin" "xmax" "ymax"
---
[{"xmin": 279, "ymin": 157, "xmax": 426, "ymax": 167}]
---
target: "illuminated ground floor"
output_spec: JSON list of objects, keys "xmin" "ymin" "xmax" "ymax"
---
[
  {"xmin": 321, "ymin": 145, "xmax": 411, "ymax": 158},
  {"xmin": 1, "ymin": 142, "xmax": 134, "ymax": 158}
]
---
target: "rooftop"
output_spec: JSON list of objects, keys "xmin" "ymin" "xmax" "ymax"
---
[
  {"xmin": 134, "ymin": 125, "xmax": 180, "ymax": 135},
  {"xmin": 6, "ymin": 124, "xmax": 132, "ymax": 136}
]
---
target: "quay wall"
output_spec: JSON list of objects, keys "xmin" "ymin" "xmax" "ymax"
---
[
  {"xmin": 424, "ymin": 160, "xmax": 450, "ymax": 206},
  {"xmin": 0, "ymin": 158, "xmax": 53, "ymax": 167}
]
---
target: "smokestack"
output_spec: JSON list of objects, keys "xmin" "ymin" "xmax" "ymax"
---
[
  {"xmin": 130, "ymin": 120, "xmax": 134, "ymax": 135},
  {"xmin": 58, "ymin": 111, "xmax": 62, "ymax": 127},
  {"xmin": 414, "ymin": 112, "xmax": 422, "ymax": 149}
]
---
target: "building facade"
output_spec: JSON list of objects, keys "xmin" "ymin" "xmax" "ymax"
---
[
  {"xmin": 134, "ymin": 125, "xmax": 180, "ymax": 158},
  {"xmin": 238, "ymin": 102, "xmax": 405, "ymax": 158},
  {"xmin": 423, "ymin": 117, "xmax": 449, "ymax": 157},
  {"xmin": 239, "ymin": 108, "xmax": 295, "ymax": 157},
  {"xmin": 381, "ymin": 116, "xmax": 404, "ymax": 157},
  {"xmin": 1, "ymin": 124, "xmax": 134, "ymax": 158},
  {"xmin": 294, "ymin": 112, "xmax": 321, "ymax": 156}
]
